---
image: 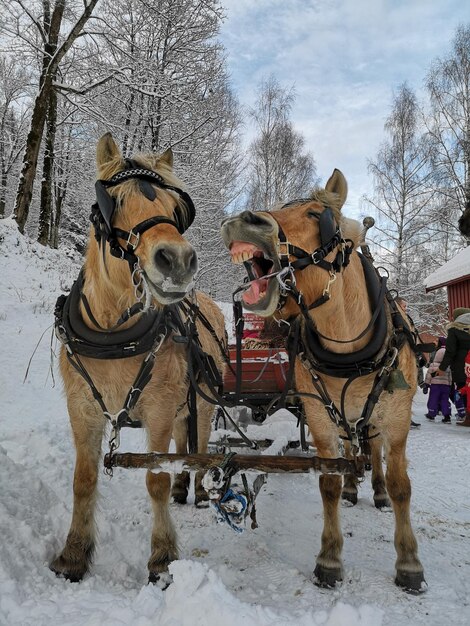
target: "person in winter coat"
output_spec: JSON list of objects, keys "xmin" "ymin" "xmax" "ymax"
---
[
  {"xmin": 423, "ymin": 346, "xmax": 452, "ymax": 422},
  {"xmin": 457, "ymin": 351, "xmax": 470, "ymax": 417},
  {"xmin": 436, "ymin": 307, "xmax": 470, "ymax": 426}
]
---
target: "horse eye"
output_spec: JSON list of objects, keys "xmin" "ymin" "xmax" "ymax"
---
[{"xmin": 307, "ymin": 211, "xmax": 320, "ymax": 219}]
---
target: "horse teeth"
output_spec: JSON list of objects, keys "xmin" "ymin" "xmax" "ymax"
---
[{"xmin": 231, "ymin": 251, "xmax": 253, "ymax": 264}]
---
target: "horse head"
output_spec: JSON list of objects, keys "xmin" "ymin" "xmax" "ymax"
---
[
  {"xmin": 221, "ymin": 169, "xmax": 360, "ymax": 318},
  {"xmin": 93, "ymin": 133, "xmax": 197, "ymax": 305}
]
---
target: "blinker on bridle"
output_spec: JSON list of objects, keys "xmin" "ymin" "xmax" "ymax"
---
[{"xmin": 90, "ymin": 159, "xmax": 195, "ymax": 272}]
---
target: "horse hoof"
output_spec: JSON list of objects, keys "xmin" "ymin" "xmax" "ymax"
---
[
  {"xmin": 171, "ymin": 492, "xmax": 188, "ymax": 505},
  {"xmin": 195, "ymin": 494, "xmax": 209, "ymax": 508},
  {"xmin": 149, "ymin": 571, "xmax": 173, "ymax": 589},
  {"xmin": 313, "ymin": 564, "xmax": 343, "ymax": 588},
  {"xmin": 395, "ymin": 570, "xmax": 427, "ymax": 594},
  {"xmin": 374, "ymin": 496, "xmax": 391, "ymax": 509},
  {"xmin": 49, "ymin": 559, "xmax": 86, "ymax": 583},
  {"xmin": 341, "ymin": 491, "xmax": 358, "ymax": 506}
]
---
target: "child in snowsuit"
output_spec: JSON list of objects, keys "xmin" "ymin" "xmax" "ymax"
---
[{"xmin": 423, "ymin": 346, "xmax": 452, "ymax": 422}]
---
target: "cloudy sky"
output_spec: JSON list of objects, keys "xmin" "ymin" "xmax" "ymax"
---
[{"xmin": 219, "ymin": 0, "xmax": 468, "ymax": 216}]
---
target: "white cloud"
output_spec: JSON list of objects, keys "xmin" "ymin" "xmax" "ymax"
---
[{"xmin": 220, "ymin": 0, "xmax": 468, "ymax": 216}]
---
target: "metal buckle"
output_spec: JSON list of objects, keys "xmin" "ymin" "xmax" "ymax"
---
[
  {"xmin": 277, "ymin": 240, "xmax": 292, "ymax": 263},
  {"xmin": 380, "ymin": 347, "xmax": 399, "ymax": 376},
  {"xmin": 276, "ymin": 267, "xmax": 296, "ymax": 292},
  {"xmin": 322, "ymin": 270, "xmax": 337, "ymax": 296},
  {"xmin": 311, "ymin": 249, "xmax": 324, "ymax": 264},
  {"xmin": 126, "ymin": 230, "xmax": 140, "ymax": 250}
]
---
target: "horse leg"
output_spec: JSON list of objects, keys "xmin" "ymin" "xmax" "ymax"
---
[
  {"xmin": 194, "ymin": 395, "xmax": 214, "ymax": 507},
  {"xmin": 146, "ymin": 420, "xmax": 178, "ymax": 588},
  {"xmin": 314, "ymin": 470, "xmax": 344, "ymax": 587},
  {"xmin": 385, "ymin": 439, "xmax": 425, "ymax": 592},
  {"xmin": 171, "ymin": 413, "xmax": 190, "ymax": 504},
  {"xmin": 50, "ymin": 408, "xmax": 104, "ymax": 582},
  {"xmin": 170, "ymin": 396, "xmax": 214, "ymax": 507},
  {"xmin": 370, "ymin": 435, "xmax": 390, "ymax": 509},
  {"xmin": 341, "ymin": 440, "xmax": 358, "ymax": 505},
  {"xmin": 308, "ymin": 424, "xmax": 343, "ymax": 587}
]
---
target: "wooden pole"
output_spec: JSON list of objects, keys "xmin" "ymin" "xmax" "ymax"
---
[{"xmin": 104, "ymin": 452, "xmax": 364, "ymax": 477}]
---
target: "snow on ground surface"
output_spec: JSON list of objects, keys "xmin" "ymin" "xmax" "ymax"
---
[{"xmin": 0, "ymin": 217, "xmax": 469, "ymax": 626}]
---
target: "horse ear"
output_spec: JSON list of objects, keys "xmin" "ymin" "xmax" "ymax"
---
[
  {"xmin": 158, "ymin": 148, "xmax": 174, "ymax": 169},
  {"xmin": 325, "ymin": 169, "xmax": 347, "ymax": 209},
  {"xmin": 96, "ymin": 133, "xmax": 122, "ymax": 170}
]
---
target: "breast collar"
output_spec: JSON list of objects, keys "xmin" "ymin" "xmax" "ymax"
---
[{"xmin": 54, "ymin": 269, "xmax": 185, "ymax": 360}]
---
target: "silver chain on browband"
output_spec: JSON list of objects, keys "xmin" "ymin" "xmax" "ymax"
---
[{"xmin": 107, "ymin": 168, "xmax": 165, "ymax": 185}]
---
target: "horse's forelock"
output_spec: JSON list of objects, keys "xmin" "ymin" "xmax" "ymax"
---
[
  {"xmin": 97, "ymin": 155, "xmax": 124, "ymax": 181},
  {"xmin": 132, "ymin": 153, "xmax": 183, "ymax": 190},
  {"xmin": 103, "ymin": 152, "xmax": 186, "ymax": 213}
]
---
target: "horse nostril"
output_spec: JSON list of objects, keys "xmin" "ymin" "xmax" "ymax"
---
[
  {"xmin": 239, "ymin": 210, "xmax": 269, "ymax": 226},
  {"xmin": 153, "ymin": 245, "xmax": 197, "ymax": 279},
  {"xmin": 188, "ymin": 249, "xmax": 197, "ymax": 273},
  {"xmin": 154, "ymin": 248, "xmax": 173, "ymax": 273}
]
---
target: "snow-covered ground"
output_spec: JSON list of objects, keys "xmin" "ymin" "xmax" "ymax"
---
[{"xmin": 1, "ymin": 217, "xmax": 469, "ymax": 626}]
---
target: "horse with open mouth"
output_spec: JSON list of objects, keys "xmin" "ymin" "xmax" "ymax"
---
[
  {"xmin": 221, "ymin": 169, "xmax": 425, "ymax": 592},
  {"xmin": 51, "ymin": 133, "xmax": 226, "ymax": 587}
]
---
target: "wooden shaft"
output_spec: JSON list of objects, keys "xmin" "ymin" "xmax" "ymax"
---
[{"xmin": 104, "ymin": 452, "xmax": 364, "ymax": 476}]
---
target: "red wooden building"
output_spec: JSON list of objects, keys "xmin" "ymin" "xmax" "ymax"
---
[{"xmin": 425, "ymin": 246, "xmax": 470, "ymax": 317}]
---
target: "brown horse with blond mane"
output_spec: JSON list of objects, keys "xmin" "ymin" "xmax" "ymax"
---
[
  {"xmin": 221, "ymin": 169, "xmax": 425, "ymax": 592},
  {"xmin": 50, "ymin": 133, "xmax": 225, "ymax": 587}
]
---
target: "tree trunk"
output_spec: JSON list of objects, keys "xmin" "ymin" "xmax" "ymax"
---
[
  {"xmin": 12, "ymin": 76, "xmax": 53, "ymax": 232},
  {"xmin": 38, "ymin": 85, "xmax": 57, "ymax": 244},
  {"xmin": 51, "ymin": 190, "xmax": 63, "ymax": 248},
  {"xmin": 0, "ymin": 174, "xmax": 7, "ymax": 218},
  {"xmin": 0, "ymin": 128, "xmax": 6, "ymax": 218}
]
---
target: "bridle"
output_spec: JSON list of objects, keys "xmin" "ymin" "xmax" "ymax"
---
[
  {"xmin": 269, "ymin": 203, "xmax": 354, "ymax": 313},
  {"xmin": 90, "ymin": 158, "xmax": 195, "ymax": 274}
]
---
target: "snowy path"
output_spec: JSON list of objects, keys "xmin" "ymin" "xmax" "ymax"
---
[{"xmin": 0, "ymin": 219, "xmax": 469, "ymax": 625}]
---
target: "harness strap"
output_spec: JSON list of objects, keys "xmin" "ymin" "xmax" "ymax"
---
[
  {"xmin": 185, "ymin": 325, "xmax": 258, "ymax": 450},
  {"xmin": 308, "ymin": 262, "xmax": 388, "ymax": 344},
  {"xmin": 64, "ymin": 327, "xmax": 167, "ymax": 440},
  {"xmin": 233, "ymin": 300, "xmax": 244, "ymax": 402},
  {"xmin": 110, "ymin": 216, "xmax": 181, "ymax": 271},
  {"xmin": 57, "ymin": 270, "xmax": 168, "ymax": 359},
  {"xmin": 179, "ymin": 298, "xmax": 233, "ymax": 373},
  {"xmin": 80, "ymin": 290, "xmax": 145, "ymax": 332},
  {"xmin": 277, "ymin": 222, "xmax": 349, "ymax": 275}
]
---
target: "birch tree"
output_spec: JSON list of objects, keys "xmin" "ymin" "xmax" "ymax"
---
[
  {"xmin": 425, "ymin": 24, "xmax": 470, "ymax": 239},
  {"xmin": 246, "ymin": 76, "xmax": 317, "ymax": 210},
  {"xmin": 0, "ymin": 57, "xmax": 29, "ymax": 217},
  {"xmin": 366, "ymin": 84, "xmax": 436, "ymax": 300}
]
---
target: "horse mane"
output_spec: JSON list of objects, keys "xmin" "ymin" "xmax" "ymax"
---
[{"xmin": 97, "ymin": 151, "xmax": 190, "ymax": 223}]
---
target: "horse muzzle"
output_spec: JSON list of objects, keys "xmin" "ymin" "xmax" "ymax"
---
[
  {"xmin": 221, "ymin": 212, "xmax": 282, "ymax": 315},
  {"xmin": 144, "ymin": 242, "xmax": 198, "ymax": 304}
]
